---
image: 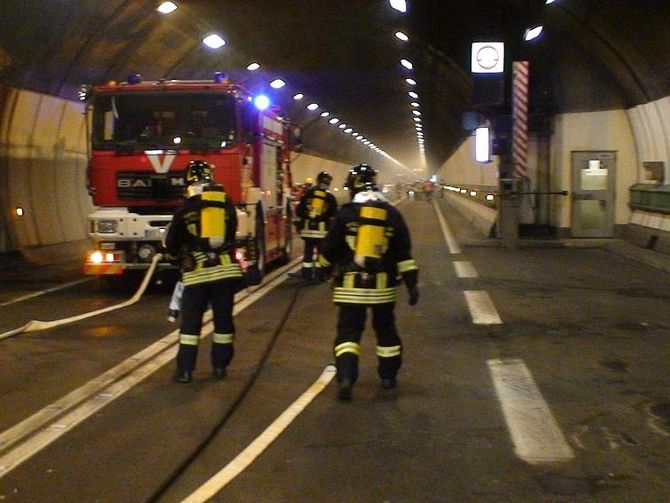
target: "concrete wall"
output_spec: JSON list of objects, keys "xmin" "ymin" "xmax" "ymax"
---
[
  {"xmin": 550, "ymin": 109, "xmax": 638, "ymax": 230},
  {"xmin": 0, "ymin": 87, "xmax": 91, "ymax": 253},
  {"xmin": 436, "ymin": 135, "xmax": 500, "ymax": 188}
]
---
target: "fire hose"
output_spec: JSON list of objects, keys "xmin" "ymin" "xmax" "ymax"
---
[{"xmin": 0, "ymin": 253, "xmax": 163, "ymax": 341}]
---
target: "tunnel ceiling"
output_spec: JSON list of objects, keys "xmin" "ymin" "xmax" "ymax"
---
[{"xmin": 2, "ymin": 0, "xmax": 670, "ymax": 177}]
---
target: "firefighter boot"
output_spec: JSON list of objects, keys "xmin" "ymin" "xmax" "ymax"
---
[
  {"xmin": 337, "ymin": 377, "xmax": 354, "ymax": 401},
  {"xmin": 175, "ymin": 369, "xmax": 193, "ymax": 383}
]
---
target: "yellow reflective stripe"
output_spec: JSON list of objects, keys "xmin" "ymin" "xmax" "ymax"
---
[
  {"xmin": 343, "ymin": 272, "xmax": 356, "ymax": 289},
  {"xmin": 302, "ymin": 262, "xmax": 314, "ymax": 268},
  {"xmin": 333, "ymin": 287, "xmax": 396, "ymax": 304},
  {"xmin": 360, "ymin": 206, "xmax": 387, "ymax": 220},
  {"xmin": 376, "ymin": 272, "xmax": 387, "ymax": 289},
  {"xmin": 182, "ymin": 264, "xmax": 242, "ymax": 286},
  {"xmin": 334, "ymin": 341, "xmax": 361, "ymax": 357},
  {"xmin": 220, "ymin": 254, "xmax": 232, "ymax": 265},
  {"xmin": 376, "ymin": 345, "xmax": 401, "ymax": 358},
  {"xmin": 300, "ymin": 229, "xmax": 327, "ymax": 238},
  {"xmin": 397, "ymin": 259, "xmax": 418, "ymax": 273},
  {"xmin": 213, "ymin": 332, "xmax": 234, "ymax": 344},
  {"xmin": 179, "ymin": 333, "xmax": 200, "ymax": 345},
  {"xmin": 319, "ymin": 255, "xmax": 331, "ymax": 267}
]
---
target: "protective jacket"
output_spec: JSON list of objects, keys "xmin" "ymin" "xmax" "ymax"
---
[
  {"xmin": 165, "ymin": 189, "xmax": 242, "ymax": 286},
  {"xmin": 296, "ymin": 184, "xmax": 338, "ymax": 239},
  {"xmin": 321, "ymin": 191, "xmax": 418, "ymax": 305}
]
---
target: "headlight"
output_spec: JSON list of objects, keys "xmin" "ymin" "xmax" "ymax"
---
[{"xmin": 95, "ymin": 220, "xmax": 118, "ymax": 233}]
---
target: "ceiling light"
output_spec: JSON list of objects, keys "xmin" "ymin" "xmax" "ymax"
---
[
  {"xmin": 400, "ymin": 59, "xmax": 413, "ymax": 70},
  {"xmin": 202, "ymin": 34, "xmax": 226, "ymax": 49},
  {"xmin": 270, "ymin": 79, "xmax": 285, "ymax": 89},
  {"xmin": 413, "ymin": 110, "xmax": 421, "ymax": 116},
  {"xmin": 329, "ymin": 118, "xmax": 340, "ymax": 124},
  {"xmin": 395, "ymin": 31, "xmax": 409, "ymax": 42},
  {"xmin": 338, "ymin": 124, "xmax": 347, "ymax": 129},
  {"xmin": 293, "ymin": 93, "xmax": 304, "ymax": 100},
  {"xmin": 246, "ymin": 62, "xmax": 260, "ymax": 71},
  {"xmin": 413, "ymin": 117, "xmax": 421, "ymax": 122},
  {"xmin": 546, "ymin": 0, "xmax": 556, "ymax": 3},
  {"xmin": 344, "ymin": 128, "xmax": 353, "ymax": 133},
  {"xmin": 320, "ymin": 111, "xmax": 330, "ymax": 117},
  {"xmin": 524, "ymin": 25, "xmax": 543, "ymax": 41},
  {"xmin": 408, "ymin": 92, "xmax": 418, "ymax": 98},
  {"xmin": 356, "ymin": 135, "xmax": 364, "ymax": 140},
  {"xmin": 405, "ymin": 78, "xmax": 416, "ymax": 85},
  {"xmin": 389, "ymin": 0, "xmax": 407, "ymax": 13},
  {"xmin": 410, "ymin": 102, "xmax": 419, "ymax": 107},
  {"xmin": 157, "ymin": 2, "xmax": 178, "ymax": 14},
  {"xmin": 307, "ymin": 103, "xmax": 319, "ymax": 111}
]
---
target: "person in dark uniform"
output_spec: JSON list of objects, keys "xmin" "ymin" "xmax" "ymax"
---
[
  {"xmin": 320, "ymin": 164, "xmax": 419, "ymax": 401},
  {"xmin": 165, "ymin": 160, "xmax": 242, "ymax": 383},
  {"xmin": 293, "ymin": 171, "xmax": 338, "ymax": 281}
]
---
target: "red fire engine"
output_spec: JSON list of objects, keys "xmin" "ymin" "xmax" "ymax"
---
[{"xmin": 82, "ymin": 74, "xmax": 294, "ymax": 285}]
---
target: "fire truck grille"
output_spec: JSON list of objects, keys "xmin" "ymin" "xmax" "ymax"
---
[{"xmin": 116, "ymin": 171, "xmax": 185, "ymax": 200}]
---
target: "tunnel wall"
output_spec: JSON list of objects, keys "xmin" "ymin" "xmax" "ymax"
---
[{"xmin": 0, "ymin": 87, "xmax": 92, "ymax": 255}]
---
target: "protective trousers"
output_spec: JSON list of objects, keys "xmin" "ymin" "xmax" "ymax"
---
[
  {"xmin": 333, "ymin": 302, "xmax": 402, "ymax": 384},
  {"xmin": 301, "ymin": 237, "xmax": 324, "ymax": 280},
  {"xmin": 177, "ymin": 279, "xmax": 237, "ymax": 372}
]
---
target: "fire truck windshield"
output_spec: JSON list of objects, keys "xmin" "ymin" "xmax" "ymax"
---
[{"xmin": 91, "ymin": 92, "xmax": 238, "ymax": 151}]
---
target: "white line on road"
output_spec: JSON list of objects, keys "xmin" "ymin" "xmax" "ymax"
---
[
  {"xmin": 453, "ymin": 261, "xmax": 478, "ymax": 278},
  {"xmin": 463, "ymin": 290, "xmax": 502, "ymax": 324},
  {"xmin": 487, "ymin": 358, "xmax": 575, "ymax": 464},
  {"xmin": 182, "ymin": 365, "xmax": 336, "ymax": 503},
  {"xmin": 431, "ymin": 199, "xmax": 461, "ymax": 254},
  {"xmin": 0, "ymin": 260, "xmax": 301, "ymax": 479},
  {"xmin": 0, "ymin": 278, "xmax": 92, "ymax": 307}
]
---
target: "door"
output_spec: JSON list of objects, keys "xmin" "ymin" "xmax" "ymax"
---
[{"xmin": 571, "ymin": 151, "xmax": 616, "ymax": 237}]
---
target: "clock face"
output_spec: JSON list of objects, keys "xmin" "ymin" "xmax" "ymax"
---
[
  {"xmin": 477, "ymin": 46, "xmax": 500, "ymax": 70},
  {"xmin": 471, "ymin": 42, "xmax": 504, "ymax": 73}
]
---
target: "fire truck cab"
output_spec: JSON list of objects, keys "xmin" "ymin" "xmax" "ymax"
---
[{"xmin": 82, "ymin": 74, "xmax": 294, "ymax": 285}]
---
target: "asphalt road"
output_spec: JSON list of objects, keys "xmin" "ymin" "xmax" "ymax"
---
[{"xmin": 1, "ymin": 197, "xmax": 670, "ymax": 502}]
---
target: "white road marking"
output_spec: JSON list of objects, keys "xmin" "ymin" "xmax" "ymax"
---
[
  {"xmin": 0, "ymin": 278, "xmax": 92, "ymax": 307},
  {"xmin": 431, "ymin": 199, "xmax": 461, "ymax": 254},
  {"xmin": 0, "ymin": 259, "xmax": 301, "ymax": 479},
  {"xmin": 487, "ymin": 358, "xmax": 575, "ymax": 464},
  {"xmin": 182, "ymin": 365, "xmax": 336, "ymax": 503},
  {"xmin": 453, "ymin": 261, "xmax": 478, "ymax": 278},
  {"xmin": 463, "ymin": 290, "xmax": 502, "ymax": 324}
]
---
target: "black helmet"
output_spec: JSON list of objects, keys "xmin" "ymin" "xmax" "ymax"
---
[
  {"xmin": 184, "ymin": 160, "xmax": 214, "ymax": 198},
  {"xmin": 316, "ymin": 171, "xmax": 333, "ymax": 186},
  {"xmin": 185, "ymin": 160, "xmax": 214, "ymax": 186},
  {"xmin": 345, "ymin": 164, "xmax": 378, "ymax": 195}
]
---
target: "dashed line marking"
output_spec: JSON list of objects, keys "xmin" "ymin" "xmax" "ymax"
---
[
  {"xmin": 453, "ymin": 261, "xmax": 478, "ymax": 278},
  {"xmin": 463, "ymin": 290, "xmax": 502, "ymax": 324},
  {"xmin": 487, "ymin": 358, "xmax": 575, "ymax": 464}
]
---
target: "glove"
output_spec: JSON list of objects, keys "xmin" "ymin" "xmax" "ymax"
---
[{"xmin": 407, "ymin": 285, "xmax": 419, "ymax": 306}]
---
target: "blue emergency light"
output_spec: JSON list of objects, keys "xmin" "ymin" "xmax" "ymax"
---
[{"xmin": 254, "ymin": 95, "xmax": 270, "ymax": 111}]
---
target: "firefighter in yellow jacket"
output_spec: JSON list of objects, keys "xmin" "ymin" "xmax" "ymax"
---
[
  {"xmin": 320, "ymin": 164, "xmax": 419, "ymax": 400},
  {"xmin": 165, "ymin": 160, "xmax": 243, "ymax": 383},
  {"xmin": 294, "ymin": 171, "xmax": 338, "ymax": 281}
]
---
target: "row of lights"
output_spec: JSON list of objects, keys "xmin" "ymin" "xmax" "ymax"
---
[
  {"xmin": 157, "ymin": 1, "xmax": 393, "ymax": 161},
  {"xmin": 390, "ymin": 1, "xmax": 426, "ymax": 161},
  {"xmin": 524, "ymin": 0, "xmax": 558, "ymax": 41},
  {"xmin": 444, "ymin": 185, "xmax": 496, "ymax": 201}
]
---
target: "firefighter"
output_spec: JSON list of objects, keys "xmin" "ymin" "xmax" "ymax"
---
[
  {"xmin": 293, "ymin": 171, "xmax": 338, "ymax": 281},
  {"xmin": 320, "ymin": 164, "xmax": 419, "ymax": 401},
  {"xmin": 164, "ymin": 160, "xmax": 242, "ymax": 383}
]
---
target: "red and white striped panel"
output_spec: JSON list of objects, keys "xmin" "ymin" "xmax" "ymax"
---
[{"xmin": 512, "ymin": 61, "xmax": 529, "ymax": 180}]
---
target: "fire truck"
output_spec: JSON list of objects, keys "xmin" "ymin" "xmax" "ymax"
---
[{"xmin": 82, "ymin": 74, "xmax": 294, "ymax": 285}]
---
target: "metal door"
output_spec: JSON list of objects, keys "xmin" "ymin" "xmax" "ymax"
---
[{"xmin": 571, "ymin": 151, "xmax": 616, "ymax": 237}]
